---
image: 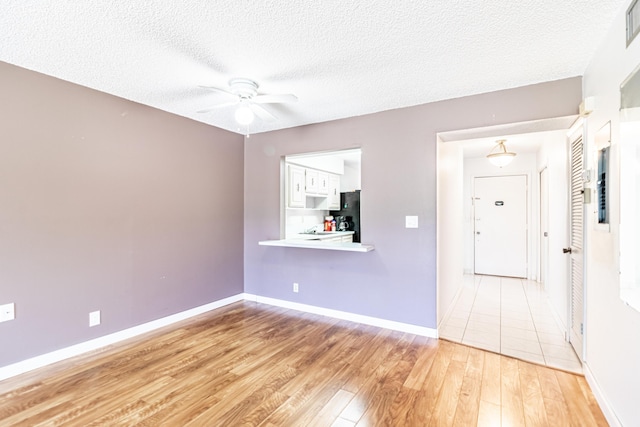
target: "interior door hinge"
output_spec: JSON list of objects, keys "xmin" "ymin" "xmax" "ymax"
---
[{"xmin": 580, "ymin": 323, "xmax": 584, "ymax": 335}]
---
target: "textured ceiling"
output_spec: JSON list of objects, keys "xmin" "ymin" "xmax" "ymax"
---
[{"xmin": 0, "ymin": 1, "xmax": 626, "ymax": 135}]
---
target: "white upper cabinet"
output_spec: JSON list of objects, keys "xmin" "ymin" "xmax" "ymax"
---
[
  {"xmin": 318, "ymin": 171, "xmax": 329, "ymax": 195},
  {"xmin": 305, "ymin": 169, "xmax": 319, "ymax": 194},
  {"xmin": 328, "ymin": 174, "xmax": 341, "ymax": 210},
  {"xmin": 286, "ymin": 163, "xmax": 341, "ymax": 210},
  {"xmin": 288, "ymin": 165, "xmax": 305, "ymax": 208}
]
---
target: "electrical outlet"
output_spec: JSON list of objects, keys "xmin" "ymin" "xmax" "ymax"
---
[
  {"xmin": 0, "ymin": 303, "xmax": 15, "ymax": 323},
  {"xmin": 89, "ymin": 310, "xmax": 101, "ymax": 327},
  {"xmin": 293, "ymin": 282, "xmax": 299, "ymax": 293}
]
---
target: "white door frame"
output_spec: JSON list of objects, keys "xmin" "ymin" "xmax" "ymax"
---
[{"xmin": 540, "ymin": 167, "xmax": 549, "ymax": 287}]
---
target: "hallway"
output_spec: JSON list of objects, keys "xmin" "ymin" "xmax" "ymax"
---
[{"xmin": 439, "ymin": 275, "xmax": 582, "ymax": 373}]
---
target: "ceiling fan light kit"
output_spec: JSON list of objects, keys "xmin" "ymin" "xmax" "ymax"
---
[
  {"xmin": 487, "ymin": 139, "xmax": 516, "ymax": 167},
  {"xmin": 234, "ymin": 102, "xmax": 255, "ymax": 125}
]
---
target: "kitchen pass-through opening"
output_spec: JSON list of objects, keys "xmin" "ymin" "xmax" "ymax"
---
[{"xmin": 282, "ymin": 149, "xmax": 362, "ymax": 242}]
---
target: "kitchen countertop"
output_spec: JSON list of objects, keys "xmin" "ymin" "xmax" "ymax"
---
[
  {"xmin": 289, "ymin": 231, "xmax": 354, "ymax": 241},
  {"xmin": 259, "ymin": 231, "xmax": 374, "ymax": 252}
]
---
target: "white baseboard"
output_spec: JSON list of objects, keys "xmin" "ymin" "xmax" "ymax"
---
[
  {"xmin": 1, "ymin": 292, "xmax": 622, "ymax": 425},
  {"xmin": 1, "ymin": 293, "xmax": 438, "ymax": 383},
  {"xmin": 583, "ymin": 362, "xmax": 622, "ymax": 427},
  {"xmin": 244, "ymin": 294, "xmax": 438, "ymax": 338},
  {"xmin": 0, "ymin": 294, "xmax": 244, "ymax": 382}
]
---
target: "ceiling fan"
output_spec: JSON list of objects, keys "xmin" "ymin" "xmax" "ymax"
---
[{"xmin": 198, "ymin": 78, "xmax": 297, "ymax": 125}]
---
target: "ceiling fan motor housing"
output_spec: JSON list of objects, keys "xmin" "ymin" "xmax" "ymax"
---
[{"xmin": 229, "ymin": 78, "xmax": 258, "ymax": 99}]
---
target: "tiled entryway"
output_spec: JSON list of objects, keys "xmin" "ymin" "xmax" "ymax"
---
[{"xmin": 439, "ymin": 274, "xmax": 582, "ymax": 373}]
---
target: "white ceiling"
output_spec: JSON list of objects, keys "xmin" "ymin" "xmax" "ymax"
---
[
  {"xmin": 0, "ymin": 1, "xmax": 625, "ymax": 135},
  {"xmin": 457, "ymin": 129, "xmax": 571, "ymax": 160},
  {"xmin": 439, "ymin": 115, "xmax": 579, "ymax": 158}
]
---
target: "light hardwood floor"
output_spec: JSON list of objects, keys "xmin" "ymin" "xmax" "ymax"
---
[{"xmin": 0, "ymin": 302, "xmax": 607, "ymax": 426}]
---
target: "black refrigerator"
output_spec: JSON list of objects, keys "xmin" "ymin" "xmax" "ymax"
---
[{"xmin": 330, "ymin": 190, "xmax": 361, "ymax": 243}]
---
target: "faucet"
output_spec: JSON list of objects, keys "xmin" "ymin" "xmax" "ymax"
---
[{"xmin": 304, "ymin": 225, "xmax": 319, "ymax": 234}]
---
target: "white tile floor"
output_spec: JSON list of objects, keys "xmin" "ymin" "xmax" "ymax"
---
[{"xmin": 439, "ymin": 274, "xmax": 583, "ymax": 373}]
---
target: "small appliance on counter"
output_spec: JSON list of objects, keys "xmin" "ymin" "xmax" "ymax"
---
[
  {"xmin": 324, "ymin": 216, "xmax": 336, "ymax": 232},
  {"xmin": 330, "ymin": 190, "xmax": 361, "ymax": 242},
  {"xmin": 336, "ymin": 216, "xmax": 349, "ymax": 231}
]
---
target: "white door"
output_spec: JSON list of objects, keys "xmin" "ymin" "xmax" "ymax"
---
[
  {"xmin": 540, "ymin": 168, "xmax": 549, "ymax": 286},
  {"xmin": 474, "ymin": 175, "xmax": 528, "ymax": 278},
  {"xmin": 568, "ymin": 134, "xmax": 585, "ymax": 358}
]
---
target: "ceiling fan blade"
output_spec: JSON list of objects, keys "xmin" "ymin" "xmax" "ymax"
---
[
  {"xmin": 197, "ymin": 100, "xmax": 238, "ymax": 113},
  {"xmin": 253, "ymin": 93, "xmax": 298, "ymax": 104},
  {"xmin": 249, "ymin": 103, "xmax": 277, "ymax": 121},
  {"xmin": 198, "ymin": 85, "xmax": 235, "ymax": 97}
]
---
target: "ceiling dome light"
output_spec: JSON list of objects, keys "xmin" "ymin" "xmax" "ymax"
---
[
  {"xmin": 234, "ymin": 103, "xmax": 254, "ymax": 125},
  {"xmin": 487, "ymin": 139, "xmax": 516, "ymax": 167}
]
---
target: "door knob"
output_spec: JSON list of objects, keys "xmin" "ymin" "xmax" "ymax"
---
[{"xmin": 563, "ymin": 247, "xmax": 572, "ymax": 254}]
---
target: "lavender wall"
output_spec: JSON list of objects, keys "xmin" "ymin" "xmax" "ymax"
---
[
  {"xmin": 244, "ymin": 77, "xmax": 582, "ymax": 329},
  {"xmin": 0, "ymin": 62, "xmax": 244, "ymax": 366}
]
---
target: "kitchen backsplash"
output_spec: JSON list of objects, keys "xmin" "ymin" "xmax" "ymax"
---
[{"xmin": 285, "ymin": 211, "xmax": 326, "ymax": 237}]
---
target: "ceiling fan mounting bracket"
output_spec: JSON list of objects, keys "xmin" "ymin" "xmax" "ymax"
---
[{"xmin": 228, "ymin": 78, "xmax": 259, "ymax": 99}]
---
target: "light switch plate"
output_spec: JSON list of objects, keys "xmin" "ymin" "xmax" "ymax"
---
[{"xmin": 405, "ymin": 216, "xmax": 419, "ymax": 228}]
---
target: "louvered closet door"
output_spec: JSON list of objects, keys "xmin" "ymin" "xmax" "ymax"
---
[{"xmin": 569, "ymin": 134, "xmax": 585, "ymax": 359}]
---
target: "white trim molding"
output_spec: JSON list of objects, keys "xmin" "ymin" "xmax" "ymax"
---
[
  {"xmin": 583, "ymin": 362, "xmax": 622, "ymax": 427},
  {"xmin": 244, "ymin": 294, "xmax": 438, "ymax": 338},
  {"xmin": 1, "ymin": 293, "xmax": 438, "ymax": 382},
  {"xmin": 0, "ymin": 294, "xmax": 244, "ymax": 382}
]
